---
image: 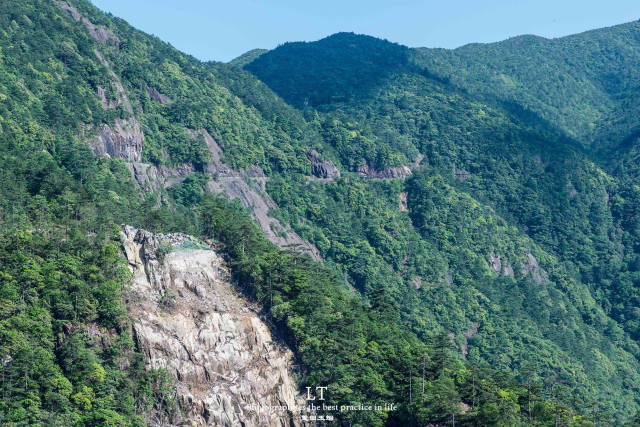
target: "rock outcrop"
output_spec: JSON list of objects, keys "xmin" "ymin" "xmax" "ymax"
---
[
  {"xmin": 96, "ymin": 86, "xmax": 118, "ymax": 110},
  {"xmin": 454, "ymin": 168, "xmax": 471, "ymax": 182},
  {"xmin": 147, "ymin": 85, "xmax": 172, "ymax": 104},
  {"xmin": 122, "ymin": 128, "xmax": 321, "ymax": 260},
  {"xmin": 520, "ymin": 249, "xmax": 548, "ymax": 285},
  {"xmin": 58, "ymin": 0, "xmax": 321, "ymax": 261},
  {"xmin": 195, "ymin": 129, "xmax": 321, "ymax": 260},
  {"xmin": 90, "ymin": 119, "xmax": 144, "ymax": 162},
  {"xmin": 121, "ymin": 226, "xmax": 302, "ymax": 426},
  {"xmin": 93, "ymin": 48, "xmax": 134, "ymax": 114},
  {"xmin": 357, "ymin": 163, "xmax": 412, "ymax": 179},
  {"xmin": 488, "ymin": 252, "xmax": 514, "ymax": 277},
  {"xmin": 352, "ymin": 153, "xmax": 423, "ymax": 180},
  {"xmin": 307, "ymin": 150, "xmax": 340, "ymax": 180},
  {"xmin": 87, "ymin": 45, "xmax": 146, "ymax": 162},
  {"xmin": 125, "ymin": 162, "xmax": 195, "ymax": 192},
  {"xmin": 55, "ymin": 1, "xmax": 120, "ymax": 47},
  {"xmin": 399, "ymin": 191, "xmax": 408, "ymax": 212}
]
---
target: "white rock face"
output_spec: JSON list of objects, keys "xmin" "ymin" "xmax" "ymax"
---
[{"xmin": 121, "ymin": 226, "xmax": 302, "ymax": 426}]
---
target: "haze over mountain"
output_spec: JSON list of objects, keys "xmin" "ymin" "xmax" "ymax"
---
[{"xmin": 1, "ymin": 1, "xmax": 640, "ymax": 425}]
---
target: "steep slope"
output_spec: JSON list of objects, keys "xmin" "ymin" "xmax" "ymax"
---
[
  {"xmin": 247, "ymin": 25, "xmax": 640, "ymax": 174},
  {"xmin": 47, "ymin": 0, "xmax": 322, "ymax": 258},
  {"xmin": 244, "ymin": 31, "xmax": 640, "ymax": 420},
  {"xmin": 120, "ymin": 226, "xmax": 301, "ymax": 426},
  {"xmin": 411, "ymin": 21, "xmax": 640, "ymax": 185},
  {"xmin": 3, "ymin": 0, "xmax": 640, "ymax": 424},
  {"xmin": 0, "ymin": 1, "xmax": 575, "ymax": 425},
  {"xmin": 413, "ymin": 21, "xmax": 640, "ymax": 150}
]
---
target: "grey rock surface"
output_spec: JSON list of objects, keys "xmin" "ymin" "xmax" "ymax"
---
[
  {"xmin": 91, "ymin": 118, "xmax": 144, "ymax": 162},
  {"xmin": 55, "ymin": 1, "xmax": 120, "ymax": 47},
  {"xmin": 307, "ymin": 150, "xmax": 340, "ymax": 180},
  {"xmin": 121, "ymin": 226, "xmax": 302, "ymax": 426},
  {"xmin": 357, "ymin": 162, "xmax": 413, "ymax": 179},
  {"xmin": 59, "ymin": 0, "xmax": 321, "ymax": 261}
]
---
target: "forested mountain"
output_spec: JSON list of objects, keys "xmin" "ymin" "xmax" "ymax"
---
[
  {"xmin": 244, "ymin": 26, "xmax": 640, "ymax": 415},
  {"xmin": 411, "ymin": 22, "xmax": 640, "ymax": 180},
  {"xmin": 414, "ymin": 23, "xmax": 640, "ymax": 147},
  {"xmin": 1, "ymin": 0, "xmax": 640, "ymax": 425}
]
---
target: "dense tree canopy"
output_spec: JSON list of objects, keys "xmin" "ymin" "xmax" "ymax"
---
[{"xmin": 2, "ymin": 0, "xmax": 640, "ymax": 425}]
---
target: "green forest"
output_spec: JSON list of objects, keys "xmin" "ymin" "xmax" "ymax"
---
[{"xmin": 1, "ymin": 0, "xmax": 640, "ymax": 425}]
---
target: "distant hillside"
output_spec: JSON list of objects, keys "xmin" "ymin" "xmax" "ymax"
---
[
  {"xmin": 245, "ymin": 32, "xmax": 411, "ymax": 108},
  {"xmin": 243, "ymin": 29, "xmax": 640, "ymax": 422},
  {"xmin": 412, "ymin": 21, "xmax": 640, "ymax": 152},
  {"xmin": 2, "ymin": 0, "xmax": 640, "ymax": 424},
  {"xmin": 228, "ymin": 48, "xmax": 268, "ymax": 67}
]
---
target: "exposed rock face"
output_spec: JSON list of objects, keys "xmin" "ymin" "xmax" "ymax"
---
[
  {"xmin": 60, "ymin": 0, "xmax": 320, "ymax": 262},
  {"xmin": 399, "ymin": 191, "xmax": 408, "ymax": 212},
  {"xmin": 88, "ymin": 45, "xmax": 147, "ymax": 163},
  {"xmin": 533, "ymin": 153, "xmax": 549, "ymax": 168},
  {"xmin": 520, "ymin": 249, "xmax": 548, "ymax": 285},
  {"xmin": 444, "ymin": 273, "xmax": 453, "ymax": 285},
  {"xmin": 55, "ymin": 1, "xmax": 120, "ymax": 47},
  {"xmin": 91, "ymin": 119, "xmax": 144, "ymax": 162},
  {"xmin": 93, "ymin": 49, "xmax": 134, "ymax": 114},
  {"xmin": 351, "ymin": 154, "xmax": 423, "ymax": 180},
  {"xmin": 207, "ymin": 175, "xmax": 320, "ymax": 259},
  {"xmin": 504, "ymin": 263, "xmax": 514, "ymax": 277},
  {"xmin": 488, "ymin": 252, "xmax": 501, "ymax": 273},
  {"xmin": 488, "ymin": 252, "xmax": 514, "ymax": 277},
  {"xmin": 357, "ymin": 163, "xmax": 412, "ymax": 179},
  {"xmin": 307, "ymin": 150, "xmax": 340, "ymax": 180},
  {"xmin": 461, "ymin": 323, "xmax": 479, "ymax": 356},
  {"xmin": 119, "ymin": 128, "xmax": 321, "ymax": 260},
  {"xmin": 309, "ymin": 154, "xmax": 423, "ymax": 182},
  {"xmin": 125, "ymin": 162, "xmax": 195, "ymax": 192},
  {"xmin": 96, "ymin": 86, "xmax": 117, "ymax": 110},
  {"xmin": 194, "ymin": 129, "xmax": 321, "ymax": 260},
  {"xmin": 121, "ymin": 226, "xmax": 302, "ymax": 427},
  {"xmin": 147, "ymin": 85, "xmax": 172, "ymax": 104},
  {"xmin": 186, "ymin": 128, "xmax": 224, "ymax": 174},
  {"xmin": 411, "ymin": 275, "xmax": 422, "ymax": 289},
  {"xmin": 311, "ymin": 161, "xmax": 339, "ymax": 179}
]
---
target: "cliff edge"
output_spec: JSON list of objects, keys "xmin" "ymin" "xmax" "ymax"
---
[{"xmin": 120, "ymin": 226, "xmax": 302, "ymax": 426}]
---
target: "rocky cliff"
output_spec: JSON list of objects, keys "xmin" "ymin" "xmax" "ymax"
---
[
  {"xmin": 307, "ymin": 150, "xmax": 340, "ymax": 180},
  {"xmin": 120, "ymin": 226, "xmax": 302, "ymax": 426},
  {"xmin": 55, "ymin": 0, "xmax": 320, "ymax": 261}
]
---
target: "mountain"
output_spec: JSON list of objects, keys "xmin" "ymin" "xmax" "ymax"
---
[
  {"xmin": 243, "ymin": 29, "xmax": 640, "ymax": 422},
  {"xmin": 228, "ymin": 48, "xmax": 268, "ymax": 68},
  {"xmin": 412, "ymin": 22, "xmax": 640, "ymax": 183},
  {"xmin": 413, "ymin": 22, "xmax": 640, "ymax": 150},
  {"xmin": 1, "ymin": 0, "xmax": 640, "ymax": 425},
  {"xmin": 120, "ymin": 226, "xmax": 302, "ymax": 426}
]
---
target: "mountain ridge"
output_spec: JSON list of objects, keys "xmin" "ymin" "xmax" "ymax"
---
[
  {"xmin": 242, "ymin": 18, "xmax": 640, "ymax": 422},
  {"xmin": 1, "ymin": 0, "xmax": 640, "ymax": 424}
]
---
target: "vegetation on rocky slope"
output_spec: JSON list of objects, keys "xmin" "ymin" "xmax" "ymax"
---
[{"xmin": 2, "ymin": 0, "xmax": 640, "ymax": 425}]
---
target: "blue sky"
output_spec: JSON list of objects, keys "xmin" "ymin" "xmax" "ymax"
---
[{"xmin": 90, "ymin": 0, "xmax": 640, "ymax": 63}]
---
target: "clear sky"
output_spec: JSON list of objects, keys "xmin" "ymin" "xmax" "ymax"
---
[{"xmin": 90, "ymin": 0, "xmax": 640, "ymax": 63}]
